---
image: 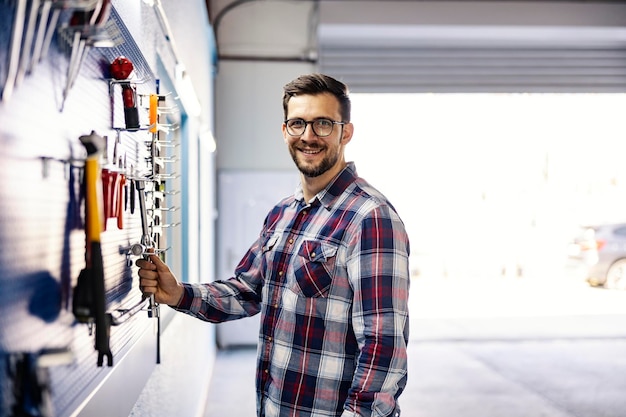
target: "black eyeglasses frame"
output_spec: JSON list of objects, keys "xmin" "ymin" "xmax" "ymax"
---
[{"xmin": 284, "ymin": 118, "xmax": 345, "ymax": 137}]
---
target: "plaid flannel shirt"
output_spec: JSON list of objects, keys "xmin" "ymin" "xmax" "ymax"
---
[{"xmin": 175, "ymin": 162, "xmax": 410, "ymax": 417}]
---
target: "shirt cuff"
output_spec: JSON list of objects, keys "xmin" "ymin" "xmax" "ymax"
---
[{"xmin": 173, "ymin": 283, "xmax": 195, "ymax": 309}]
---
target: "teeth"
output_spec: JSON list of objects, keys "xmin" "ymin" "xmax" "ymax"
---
[{"xmin": 302, "ymin": 148, "xmax": 321, "ymax": 154}]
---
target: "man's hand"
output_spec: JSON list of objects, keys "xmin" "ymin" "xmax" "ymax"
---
[{"xmin": 137, "ymin": 255, "xmax": 184, "ymax": 306}]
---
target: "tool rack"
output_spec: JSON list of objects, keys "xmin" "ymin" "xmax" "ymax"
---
[{"xmin": 1, "ymin": 1, "xmax": 188, "ymax": 415}]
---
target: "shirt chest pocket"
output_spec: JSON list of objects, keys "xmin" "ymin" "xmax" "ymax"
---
[{"xmin": 292, "ymin": 240, "xmax": 338, "ymax": 298}]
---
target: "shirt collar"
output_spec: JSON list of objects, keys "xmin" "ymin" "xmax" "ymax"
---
[{"xmin": 293, "ymin": 162, "xmax": 358, "ymax": 210}]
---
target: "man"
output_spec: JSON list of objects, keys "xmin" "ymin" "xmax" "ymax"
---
[{"xmin": 137, "ymin": 73, "xmax": 410, "ymax": 417}]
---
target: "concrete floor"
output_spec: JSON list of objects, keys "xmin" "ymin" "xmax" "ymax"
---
[{"xmin": 204, "ymin": 277, "xmax": 626, "ymax": 417}]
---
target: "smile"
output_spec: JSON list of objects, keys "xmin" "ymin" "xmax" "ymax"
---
[{"xmin": 300, "ymin": 148, "xmax": 322, "ymax": 155}]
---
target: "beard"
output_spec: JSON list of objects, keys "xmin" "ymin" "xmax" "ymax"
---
[{"xmin": 289, "ymin": 143, "xmax": 340, "ymax": 178}]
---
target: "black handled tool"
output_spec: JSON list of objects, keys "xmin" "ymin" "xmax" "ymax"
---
[{"xmin": 72, "ymin": 131, "xmax": 112, "ymax": 367}]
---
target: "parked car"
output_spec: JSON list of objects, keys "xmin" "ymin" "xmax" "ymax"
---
[{"xmin": 566, "ymin": 223, "xmax": 626, "ymax": 289}]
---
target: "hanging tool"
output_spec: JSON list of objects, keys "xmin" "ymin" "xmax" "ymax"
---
[
  {"xmin": 101, "ymin": 168, "xmax": 114, "ymax": 230},
  {"xmin": 2, "ymin": 0, "xmax": 27, "ymax": 102},
  {"xmin": 118, "ymin": 157, "xmax": 126, "ymax": 229},
  {"xmin": 8, "ymin": 352, "xmax": 52, "ymax": 417},
  {"xmin": 110, "ymin": 56, "xmax": 140, "ymax": 130},
  {"xmin": 61, "ymin": 28, "xmax": 83, "ymax": 109},
  {"xmin": 8, "ymin": 348, "xmax": 73, "ymax": 417},
  {"xmin": 129, "ymin": 165, "xmax": 136, "ymax": 214},
  {"xmin": 108, "ymin": 297, "xmax": 148, "ymax": 326},
  {"xmin": 149, "ymin": 93, "xmax": 158, "ymax": 133},
  {"xmin": 101, "ymin": 133, "xmax": 124, "ymax": 230},
  {"xmin": 101, "ymin": 168, "xmax": 123, "ymax": 230},
  {"xmin": 61, "ymin": 0, "xmax": 112, "ymax": 110},
  {"xmin": 39, "ymin": 3, "xmax": 60, "ymax": 60},
  {"xmin": 123, "ymin": 154, "xmax": 129, "ymax": 212},
  {"xmin": 72, "ymin": 131, "xmax": 112, "ymax": 367},
  {"xmin": 28, "ymin": 0, "xmax": 53, "ymax": 73},
  {"xmin": 72, "ymin": 0, "xmax": 113, "ymax": 82},
  {"xmin": 15, "ymin": 0, "xmax": 41, "ymax": 85}
]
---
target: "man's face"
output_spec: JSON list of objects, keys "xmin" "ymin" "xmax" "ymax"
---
[{"xmin": 282, "ymin": 93, "xmax": 353, "ymax": 179}]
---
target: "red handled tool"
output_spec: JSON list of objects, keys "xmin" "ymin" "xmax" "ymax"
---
[
  {"xmin": 118, "ymin": 167, "xmax": 125, "ymax": 229},
  {"xmin": 110, "ymin": 56, "xmax": 140, "ymax": 130},
  {"xmin": 101, "ymin": 169, "xmax": 124, "ymax": 230}
]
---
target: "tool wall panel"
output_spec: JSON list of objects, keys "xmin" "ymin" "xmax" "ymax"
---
[{"xmin": 0, "ymin": 2, "xmax": 184, "ymax": 416}]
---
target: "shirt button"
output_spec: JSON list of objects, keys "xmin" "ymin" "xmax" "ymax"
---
[
  {"xmin": 278, "ymin": 271, "xmax": 283, "ymax": 276},
  {"xmin": 289, "ymin": 238, "xmax": 294, "ymax": 244},
  {"xmin": 274, "ymin": 304, "xmax": 278, "ymax": 308},
  {"xmin": 311, "ymin": 252, "xmax": 316, "ymax": 258}
]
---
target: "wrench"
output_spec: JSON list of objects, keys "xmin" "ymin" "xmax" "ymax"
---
[{"xmin": 135, "ymin": 179, "xmax": 159, "ymax": 319}]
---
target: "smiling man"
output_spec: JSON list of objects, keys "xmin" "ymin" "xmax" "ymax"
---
[{"xmin": 137, "ymin": 73, "xmax": 410, "ymax": 417}]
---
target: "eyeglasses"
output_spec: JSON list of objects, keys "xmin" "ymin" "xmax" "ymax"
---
[{"xmin": 284, "ymin": 118, "xmax": 345, "ymax": 137}]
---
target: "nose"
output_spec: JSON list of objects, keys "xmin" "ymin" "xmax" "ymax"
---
[{"xmin": 300, "ymin": 123, "xmax": 319, "ymax": 140}]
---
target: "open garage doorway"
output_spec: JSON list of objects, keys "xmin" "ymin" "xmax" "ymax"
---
[{"xmin": 347, "ymin": 93, "xmax": 626, "ymax": 285}]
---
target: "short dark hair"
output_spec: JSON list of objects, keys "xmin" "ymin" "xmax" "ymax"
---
[{"xmin": 282, "ymin": 73, "xmax": 351, "ymax": 122}]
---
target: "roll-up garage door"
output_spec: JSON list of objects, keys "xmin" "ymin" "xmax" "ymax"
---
[{"xmin": 318, "ymin": 25, "xmax": 626, "ymax": 93}]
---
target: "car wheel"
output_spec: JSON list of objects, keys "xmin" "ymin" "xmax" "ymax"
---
[{"xmin": 605, "ymin": 258, "xmax": 626, "ymax": 290}]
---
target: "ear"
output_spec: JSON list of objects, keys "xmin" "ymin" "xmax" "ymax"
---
[
  {"xmin": 340, "ymin": 122, "xmax": 354, "ymax": 144},
  {"xmin": 282, "ymin": 123, "xmax": 289, "ymax": 144}
]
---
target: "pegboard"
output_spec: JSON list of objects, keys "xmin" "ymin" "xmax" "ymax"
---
[{"xmin": 0, "ymin": 2, "xmax": 182, "ymax": 416}]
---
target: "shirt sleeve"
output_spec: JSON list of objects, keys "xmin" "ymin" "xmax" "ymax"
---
[
  {"xmin": 343, "ymin": 206, "xmax": 410, "ymax": 417},
  {"xmin": 173, "ymin": 237, "xmax": 266, "ymax": 323}
]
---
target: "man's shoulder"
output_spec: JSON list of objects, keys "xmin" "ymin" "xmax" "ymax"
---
[
  {"xmin": 350, "ymin": 177, "xmax": 391, "ymax": 206},
  {"xmin": 343, "ymin": 178, "xmax": 406, "ymax": 224}
]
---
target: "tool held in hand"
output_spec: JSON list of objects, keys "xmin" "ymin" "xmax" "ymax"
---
[
  {"xmin": 134, "ymin": 179, "xmax": 160, "ymax": 320},
  {"xmin": 72, "ymin": 131, "xmax": 113, "ymax": 367},
  {"xmin": 127, "ymin": 178, "xmax": 162, "ymax": 364},
  {"xmin": 110, "ymin": 56, "xmax": 140, "ymax": 130}
]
